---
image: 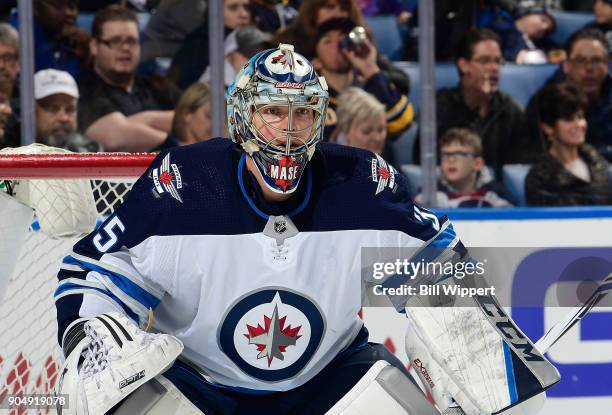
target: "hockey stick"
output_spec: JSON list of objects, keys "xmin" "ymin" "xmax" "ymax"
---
[{"xmin": 535, "ymin": 272, "xmax": 612, "ymax": 353}]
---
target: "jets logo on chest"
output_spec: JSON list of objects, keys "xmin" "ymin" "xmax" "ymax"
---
[
  {"xmin": 219, "ymin": 289, "xmax": 325, "ymax": 381},
  {"xmin": 245, "ymin": 303, "xmax": 302, "ymax": 367}
]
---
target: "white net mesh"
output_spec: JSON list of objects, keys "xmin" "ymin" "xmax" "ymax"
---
[{"xmin": 0, "ymin": 146, "xmax": 138, "ymax": 414}]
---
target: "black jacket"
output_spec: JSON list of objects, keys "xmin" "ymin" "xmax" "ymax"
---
[{"xmin": 525, "ymin": 144, "xmax": 611, "ymax": 206}]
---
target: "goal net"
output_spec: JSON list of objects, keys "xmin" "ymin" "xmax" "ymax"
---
[{"xmin": 0, "ymin": 145, "xmax": 153, "ymax": 414}]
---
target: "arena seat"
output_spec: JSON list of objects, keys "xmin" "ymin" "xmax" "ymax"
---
[
  {"xmin": 364, "ymin": 15, "xmax": 405, "ymax": 61},
  {"xmin": 400, "ymin": 164, "xmax": 423, "ymax": 195},
  {"xmin": 391, "ymin": 121, "xmax": 419, "ymax": 165},
  {"xmin": 549, "ymin": 11, "xmax": 594, "ymax": 47},
  {"xmin": 502, "ymin": 164, "xmax": 531, "ymax": 206},
  {"xmin": 77, "ymin": 13, "xmax": 95, "ymax": 33},
  {"xmin": 396, "ymin": 62, "xmax": 558, "ymax": 111}
]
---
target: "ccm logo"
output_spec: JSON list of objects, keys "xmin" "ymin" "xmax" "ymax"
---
[
  {"xmin": 478, "ymin": 296, "xmax": 544, "ymax": 362},
  {"xmin": 413, "ymin": 358, "xmax": 435, "ymax": 389}
]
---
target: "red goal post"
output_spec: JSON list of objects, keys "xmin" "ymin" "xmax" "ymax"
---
[{"xmin": 0, "ymin": 148, "xmax": 155, "ymax": 413}]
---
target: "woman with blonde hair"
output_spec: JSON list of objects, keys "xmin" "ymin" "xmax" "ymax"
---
[
  {"xmin": 332, "ymin": 87, "xmax": 389, "ymax": 157},
  {"xmin": 171, "ymin": 82, "xmax": 213, "ymax": 145}
]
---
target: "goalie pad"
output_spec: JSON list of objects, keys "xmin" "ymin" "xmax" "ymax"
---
[
  {"xmin": 404, "ymin": 276, "xmax": 560, "ymax": 415},
  {"xmin": 56, "ymin": 312, "xmax": 183, "ymax": 415},
  {"xmin": 0, "ymin": 144, "xmax": 98, "ymax": 238},
  {"xmin": 325, "ymin": 360, "xmax": 439, "ymax": 415}
]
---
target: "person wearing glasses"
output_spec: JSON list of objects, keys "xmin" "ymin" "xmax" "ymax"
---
[
  {"xmin": 415, "ymin": 128, "xmax": 514, "ymax": 208},
  {"xmin": 34, "ymin": 69, "xmax": 100, "ymax": 152},
  {"xmin": 527, "ymin": 28, "xmax": 612, "ymax": 161},
  {"xmin": 417, "ymin": 28, "xmax": 531, "ymax": 180},
  {"xmin": 77, "ymin": 5, "xmax": 181, "ymax": 152}
]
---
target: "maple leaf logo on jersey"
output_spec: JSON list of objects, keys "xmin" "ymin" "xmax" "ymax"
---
[
  {"xmin": 152, "ymin": 153, "xmax": 183, "ymax": 202},
  {"xmin": 244, "ymin": 304, "xmax": 302, "ymax": 367},
  {"xmin": 371, "ymin": 154, "xmax": 397, "ymax": 195}
]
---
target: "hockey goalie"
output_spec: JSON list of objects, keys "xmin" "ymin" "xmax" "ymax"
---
[{"xmin": 53, "ymin": 44, "xmax": 560, "ymax": 415}]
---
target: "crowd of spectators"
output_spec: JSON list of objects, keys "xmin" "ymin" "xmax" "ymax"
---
[{"xmin": 0, "ymin": 0, "xmax": 610, "ymax": 208}]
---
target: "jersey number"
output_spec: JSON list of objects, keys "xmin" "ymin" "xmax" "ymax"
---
[
  {"xmin": 414, "ymin": 206, "xmax": 440, "ymax": 232},
  {"xmin": 93, "ymin": 216, "xmax": 126, "ymax": 253}
]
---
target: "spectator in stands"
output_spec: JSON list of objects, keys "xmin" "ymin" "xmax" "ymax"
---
[
  {"xmin": 140, "ymin": 0, "xmax": 207, "ymax": 64},
  {"xmin": 199, "ymin": 25, "xmax": 272, "ymax": 87},
  {"xmin": 0, "ymin": 23, "xmax": 20, "ymax": 147},
  {"xmin": 11, "ymin": 0, "xmax": 90, "ymax": 79},
  {"xmin": 331, "ymin": 87, "xmax": 391, "ymax": 161},
  {"xmin": 171, "ymin": 82, "xmax": 213, "ymax": 145},
  {"xmin": 528, "ymin": 28, "xmax": 612, "ymax": 160},
  {"xmin": 275, "ymin": 0, "xmax": 362, "ymax": 55},
  {"xmin": 34, "ymin": 69, "xmax": 100, "ymax": 152},
  {"xmin": 0, "ymin": 82, "xmax": 15, "ymax": 149},
  {"xmin": 78, "ymin": 6, "xmax": 180, "ymax": 152},
  {"xmin": 168, "ymin": 0, "xmax": 252, "ymax": 89},
  {"xmin": 423, "ymin": 28, "xmax": 531, "ymax": 179},
  {"xmin": 0, "ymin": 24, "xmax": 19, "ymax": 108},
  {"xmin": 526, "ymin": 82, "xmax": 611, "ymax": 205},
  {"xmin": 252, "ymin": 0, "xmax": 300, "ymax": 34},
  {"xmin": 309, "ymin": 17, "xmax": 414, "ymax": 142},
  {"xmin": 415, "ymin": 128, "xmax": 514, "ymax": 207},
  {"xmin": 584, "ymin": 0, "xmax": 612, "ymax": 52},
  {"xmin": 478, "ymin": 3, "xmax": 559, "ymax": 63},
  {"xmin": 275, "ymin": 0, "xmax": 410, "ymax": 97},
  {"xmin": 562, "ymin": 29, "xmax": 612, "ymax": 157}
]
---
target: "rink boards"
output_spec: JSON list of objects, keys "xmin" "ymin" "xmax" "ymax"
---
[{"xmin": 364, "ymin": 207, "xmax": 612, "ymax": 415}]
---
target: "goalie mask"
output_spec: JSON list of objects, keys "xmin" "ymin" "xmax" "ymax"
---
[{"xmin": 227, "ymin": 44, "xmax": 329, "ymax": 194}]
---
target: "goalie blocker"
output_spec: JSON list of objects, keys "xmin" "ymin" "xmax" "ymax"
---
[{"xmin": 404, "ymin": 273, "xmax": 561, "ymax": 415}]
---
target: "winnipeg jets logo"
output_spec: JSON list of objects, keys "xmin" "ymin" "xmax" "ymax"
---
[
  {"xmin": 269, "ymin": 156, "xmax": 300, "ymax": 192},
  {"xmin": 152, "ymin": 153, "xmax": 183, "ymax": 202},
  {"xmin": 264, "ymin": 50, "xmax": 311, "ymax": 77},
  {"xmin": 245, "ymin": 304, "xmax": 302, "ymax": 367},
  {"xmin": 271, "ymin": 51, "xmax": 293, "ymax": 70},
  {"xmin": 219, "ymin": 289, "xmax": 325, "ymax": 381},
  {"xmin": 371, "ymin": 154, "xmax": 396, "ymax": 195}
]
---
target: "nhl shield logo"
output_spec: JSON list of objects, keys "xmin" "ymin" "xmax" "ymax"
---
[
  {"xmin": 151, "ymin": 153, "xmax": 183, "ymax": 203},
  {"xmin": 274, "ymin": 220, "xmax": 287, "ymax": 234},
  {"xmin": 219, "ymin": 289, "xmax": 325, "ymax": 382}
]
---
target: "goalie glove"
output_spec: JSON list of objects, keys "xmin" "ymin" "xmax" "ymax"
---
[{"xmin": 56, "ymin": 312, "xmax": 183, "ymax": 415}]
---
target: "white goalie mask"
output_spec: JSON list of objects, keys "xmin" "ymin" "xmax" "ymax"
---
[{"xmin": 227, "ymin": 44, "xmax": 329, "ymax": 194}]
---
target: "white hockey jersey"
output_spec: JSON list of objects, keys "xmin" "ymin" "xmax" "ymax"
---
[{"xmin": 55, "ymin": 139, "xmax": 455, "ymax": 392}]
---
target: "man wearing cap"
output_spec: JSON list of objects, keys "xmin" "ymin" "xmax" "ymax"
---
[
  {"xmin": 35, "ymin": 69, "xmax": 100, "ymax": 152},
  {"xmin": 308, "ymin": 17, "xmax": 414, "ymax": 144}
]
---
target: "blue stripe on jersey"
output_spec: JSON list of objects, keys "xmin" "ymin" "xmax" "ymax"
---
[
  {"xmin": 503, "ymin": 341, "xmax": 519, "ymax": 404},
  {"xmin": 427, "ymin": 223, "xmax": 456, "ymax": 249},
  {"xmin": 237, "ymin": 153, "xmax": 313, "ymax": 220},
  {"xmin": 63, "ymin": 255, "xmax": 161, "ymax": 310},
  {"xmin": 54, "ymin": 282, "xmax": 140, "ymax": 322}
]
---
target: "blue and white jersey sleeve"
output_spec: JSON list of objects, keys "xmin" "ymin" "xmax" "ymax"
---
[{"xmin": 54, "ymin": 152, "xmax": 171, "ymax": 346}]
